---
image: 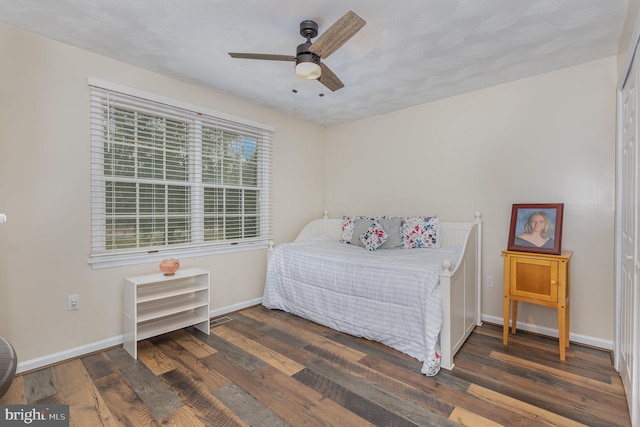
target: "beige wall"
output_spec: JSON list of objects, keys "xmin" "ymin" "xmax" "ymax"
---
[
  {"xmin": 325, "ymin": 57, "xmax": 617, "ymax": 345},
  {"xmin": 0, "ymin": 24, "xmax": 325, "ymax": 366},
  {"xmin": 618, "ymin": 0, "xmax": 640, "ymax": 80},
  {"xmin": 0, "ymin": 20, "xmax": 620, "ymax": 368}
]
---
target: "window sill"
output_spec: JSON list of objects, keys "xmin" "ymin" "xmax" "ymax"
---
[{"xmin": 88, "ymin": 242, "xmax": 269, "ymax": 269}]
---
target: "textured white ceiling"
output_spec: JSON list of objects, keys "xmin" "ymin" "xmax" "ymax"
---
[{"xmin": 0, "ymin": 0, "xmax": 629, "ymax": 125}]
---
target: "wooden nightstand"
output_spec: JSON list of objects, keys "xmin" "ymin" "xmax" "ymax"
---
[{"xmin": 502, "ymin": 249, "xmax": 573, "ymax": 361}]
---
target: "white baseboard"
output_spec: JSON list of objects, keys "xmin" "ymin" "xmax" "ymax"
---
[
  {"xmin": 481, "ymin": 314, "xmax": 613, "ymax": 351},
  {"xmin": 16, "ymin": 298, "xmax": 264, "ymax": 374},
  {"xmin": 18, "ymin": 305, "xmax": 610, "ymax": 374},
  {"xmin": 16, "ymin": 335, "xmax": 124, "ymax": 374},
  {"xmin": 209, "ymin": 297, "xmax": 262, "ymax": 318}
]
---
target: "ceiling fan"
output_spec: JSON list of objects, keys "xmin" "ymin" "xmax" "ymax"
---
[{"xmin": 228, "ymin": 11, "xmax": 366, "ymax": 92}]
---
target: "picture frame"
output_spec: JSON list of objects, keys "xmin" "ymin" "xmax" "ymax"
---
[{"xmin": 507, "ymin": 203, "xmax": 564, "ymax": 255}]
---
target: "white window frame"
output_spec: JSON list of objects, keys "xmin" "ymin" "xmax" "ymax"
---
[{"xmin": 88, "ymin": 78, "xmax": 274, "ymax": 269}]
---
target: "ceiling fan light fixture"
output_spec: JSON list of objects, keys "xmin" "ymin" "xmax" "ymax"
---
[
  {"xmin": 229, "ymin": 11, "xmax": 365, "ymax": 91},
  {"xmin": 295, "ymin": 53, "xmax": 321, "ymax": 80}
]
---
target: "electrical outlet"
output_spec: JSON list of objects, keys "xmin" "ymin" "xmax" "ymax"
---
[
  {"xmin": 67, "ymin": 294, "xmax": 80, "ymax": 311},
  {"xmin": 486, "ymin": 275, "xmax": 494, "ymax": 288}
]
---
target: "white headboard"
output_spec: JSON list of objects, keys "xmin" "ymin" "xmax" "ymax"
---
[
  {"xmin": 293, "ymin": 218, "xmax": 341, "ymax": 242},
  {"xmin": 293, "ymin": 213, "xmax": 482, "ymax": 248}
]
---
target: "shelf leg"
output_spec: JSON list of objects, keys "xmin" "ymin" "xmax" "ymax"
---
[
  {"xmin": 503, "ymin": 296, "xmax": 510, "ymax": 345},
  {"xmin": 558, "ymin": 304, "xmax": 567, "ymax": 361}
]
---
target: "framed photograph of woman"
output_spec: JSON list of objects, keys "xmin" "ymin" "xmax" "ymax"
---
[{"xmin": 507, "ymin": 203, "xmax": 564, "ymax": 255}]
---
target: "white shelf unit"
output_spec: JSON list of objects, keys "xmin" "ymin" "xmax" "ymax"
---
[{"xmin": 123, "ymin": 268, "xmax": 210, "ymax": 358}]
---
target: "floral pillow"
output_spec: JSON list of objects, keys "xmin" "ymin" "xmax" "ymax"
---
[
  {"xmin": 351, "ymin": 217, "xmax": 403, "ymax": 249},
  {"xmin": 340, "ymin": 215, "xmax": 360, "ymax": 243},
  {"xmin": 401, "ymin": 216, "xmax": 440, "ymax": 249},
  {"xmin": 360, "ymin": 221, "xmax": 389, "ymax": 251},
  {"xmin": 340, "ymin": 215, "xmax": 386, "ymax": 244}
]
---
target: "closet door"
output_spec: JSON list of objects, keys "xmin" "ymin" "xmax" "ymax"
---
[{"xmin": 620, "ymin": 52, "xmax": 639, "ymax": 427}]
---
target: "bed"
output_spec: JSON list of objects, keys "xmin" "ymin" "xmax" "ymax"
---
[{"xmin": 262, "ymin": 212, "xmax": 482, "ymax": 375}]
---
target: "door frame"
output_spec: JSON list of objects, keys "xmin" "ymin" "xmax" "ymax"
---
[{"xmin": 616, "ymin": 32, "xmax": 640, "ymax": 427}]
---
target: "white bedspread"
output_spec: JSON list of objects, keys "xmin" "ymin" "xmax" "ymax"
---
[{"xmin": 262, "ymin": 234, "xmax": 461, "ymax": 375}]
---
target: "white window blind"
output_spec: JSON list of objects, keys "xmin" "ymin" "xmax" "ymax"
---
[{"xmin": 88, "ymin": 80, "xmax": 273, "ymax": 268}]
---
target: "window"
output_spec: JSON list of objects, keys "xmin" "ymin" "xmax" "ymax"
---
[{"xmin": 88, "ymin": 79, "xmax": 273, "ymax": 268}]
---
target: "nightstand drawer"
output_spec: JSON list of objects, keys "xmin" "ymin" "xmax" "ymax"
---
[{"xmin": 509, "ymin": 256, "xmax": 559, "ymax": 303}]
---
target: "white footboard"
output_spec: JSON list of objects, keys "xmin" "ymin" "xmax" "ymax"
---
[{"xmin": 439, "ymin": 213, "xmax": 482, "ymax": 370}]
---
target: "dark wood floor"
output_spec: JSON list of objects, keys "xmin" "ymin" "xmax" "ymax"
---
[{"xmin": 0, "ymin": 305, "xmax": 631, "ymax": 426}]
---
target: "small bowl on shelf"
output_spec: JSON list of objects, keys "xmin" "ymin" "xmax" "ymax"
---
[{"xmin": 159, "ymin": 258, "xmax": 180, "ymax": 276}]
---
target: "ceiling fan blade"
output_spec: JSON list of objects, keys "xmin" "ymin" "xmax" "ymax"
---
[
  {"xmin": 309, "ymin": 11, "xmax": 366, "ymax": 59},
  {"xmin": 318, "ymin": 63, "xmax": 344, "ymax": 92},
  {"xmin": 228, "ymin": 53, "xmax": 295, "ymax": 61}
]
